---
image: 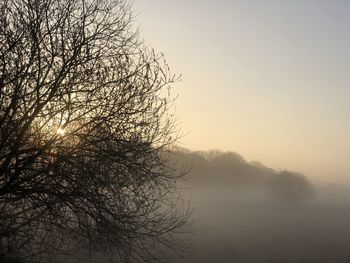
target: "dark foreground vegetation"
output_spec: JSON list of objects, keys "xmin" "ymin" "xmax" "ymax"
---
[{"xmin": 0, "ymin": 0, "xmax": 188, "ymax": 262}]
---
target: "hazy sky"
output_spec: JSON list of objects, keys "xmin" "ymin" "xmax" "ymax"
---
[{"xmin": 132, "ymin": 0, "xmax": 350, "ymax": 184}]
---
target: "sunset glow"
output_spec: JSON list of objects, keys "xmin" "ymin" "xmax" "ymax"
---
[
  {"xmin": 56, "ymin": 128, "xmax": 65, "ymax": 136},
  {"xmin": 133, "ymin": 0, "xmax": 350, "ymax": 184}
]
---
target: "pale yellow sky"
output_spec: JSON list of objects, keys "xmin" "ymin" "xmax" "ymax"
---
[{"xmin": 132, "ymin": 0, "xmax": 350, "ymax": 184}]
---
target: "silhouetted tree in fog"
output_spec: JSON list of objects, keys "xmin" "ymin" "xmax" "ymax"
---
[
  {"xmin": 0, "ymin": 0, "xmax": 188, "ymax": 261},
  {"xmin": 267, "ymin": 171, "xmax": 314, "ymax": 203}
]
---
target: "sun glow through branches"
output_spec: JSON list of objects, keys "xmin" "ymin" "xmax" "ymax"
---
[{"xmin": 56, "ymin": 128, "xmax": 65, "ymax": 136}]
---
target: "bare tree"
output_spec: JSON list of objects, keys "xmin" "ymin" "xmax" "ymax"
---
[{"xmin": 0, "ymin": 0, "xmax": 188, "ymax": 261}]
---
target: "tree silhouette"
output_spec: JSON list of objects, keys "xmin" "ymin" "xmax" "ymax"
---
[
  {"xmin": 0, "ymin": 0, "xmax": 188, "ymax": 261},
  {"xmin": 267, "ymin": 171, "xmax": 314, "ymax": 203}
]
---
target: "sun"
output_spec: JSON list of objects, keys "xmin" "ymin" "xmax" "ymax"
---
[{"xmin": 57, "ymin": 128, "xmax": 65, "ymax": 136}]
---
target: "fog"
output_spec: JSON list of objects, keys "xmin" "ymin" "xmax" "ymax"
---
[
  {"xmin": 48, "ymin": 149, "xmax": 350, "ymax": 263},
  {"xmin": 169, "ymin": 149, "xmax": 350, "ymax": 263}
]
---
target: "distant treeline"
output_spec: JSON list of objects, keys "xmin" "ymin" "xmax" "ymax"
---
[{"xmin": 170, "ymin": 148, "xmax": 315, "ymax": 203}]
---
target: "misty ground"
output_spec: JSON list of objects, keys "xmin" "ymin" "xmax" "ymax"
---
[
  {"xmin": 16, "ymin": 151, "xmax": 350, "ymax": 263},
  {"xmin": 164, "ymin": 151, "xmax": 350, "ymax": 263},
  {"xmin": 172, "ymin": 184, "xmax": 350, "ymax": 263},
  {"xmin": 16, "ymin": 183, "xmax": 350, "ymax": 263}
]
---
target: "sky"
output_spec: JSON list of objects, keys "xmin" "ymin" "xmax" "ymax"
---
[{"xmin": 132, "ymin": 0, "xmax": 350, "ymax": 184}]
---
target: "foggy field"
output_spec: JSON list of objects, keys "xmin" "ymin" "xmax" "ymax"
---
[
  {"xmin": 51, "ymin": 151, "xmax": 350, "ymax": 263},
  {"xmin": 41, "ymin": 184, "xmax": 350, "ymax": 263},
  {"xmin": 175, "ymin": 184, "xmax": 350, "ymax": 263}
]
